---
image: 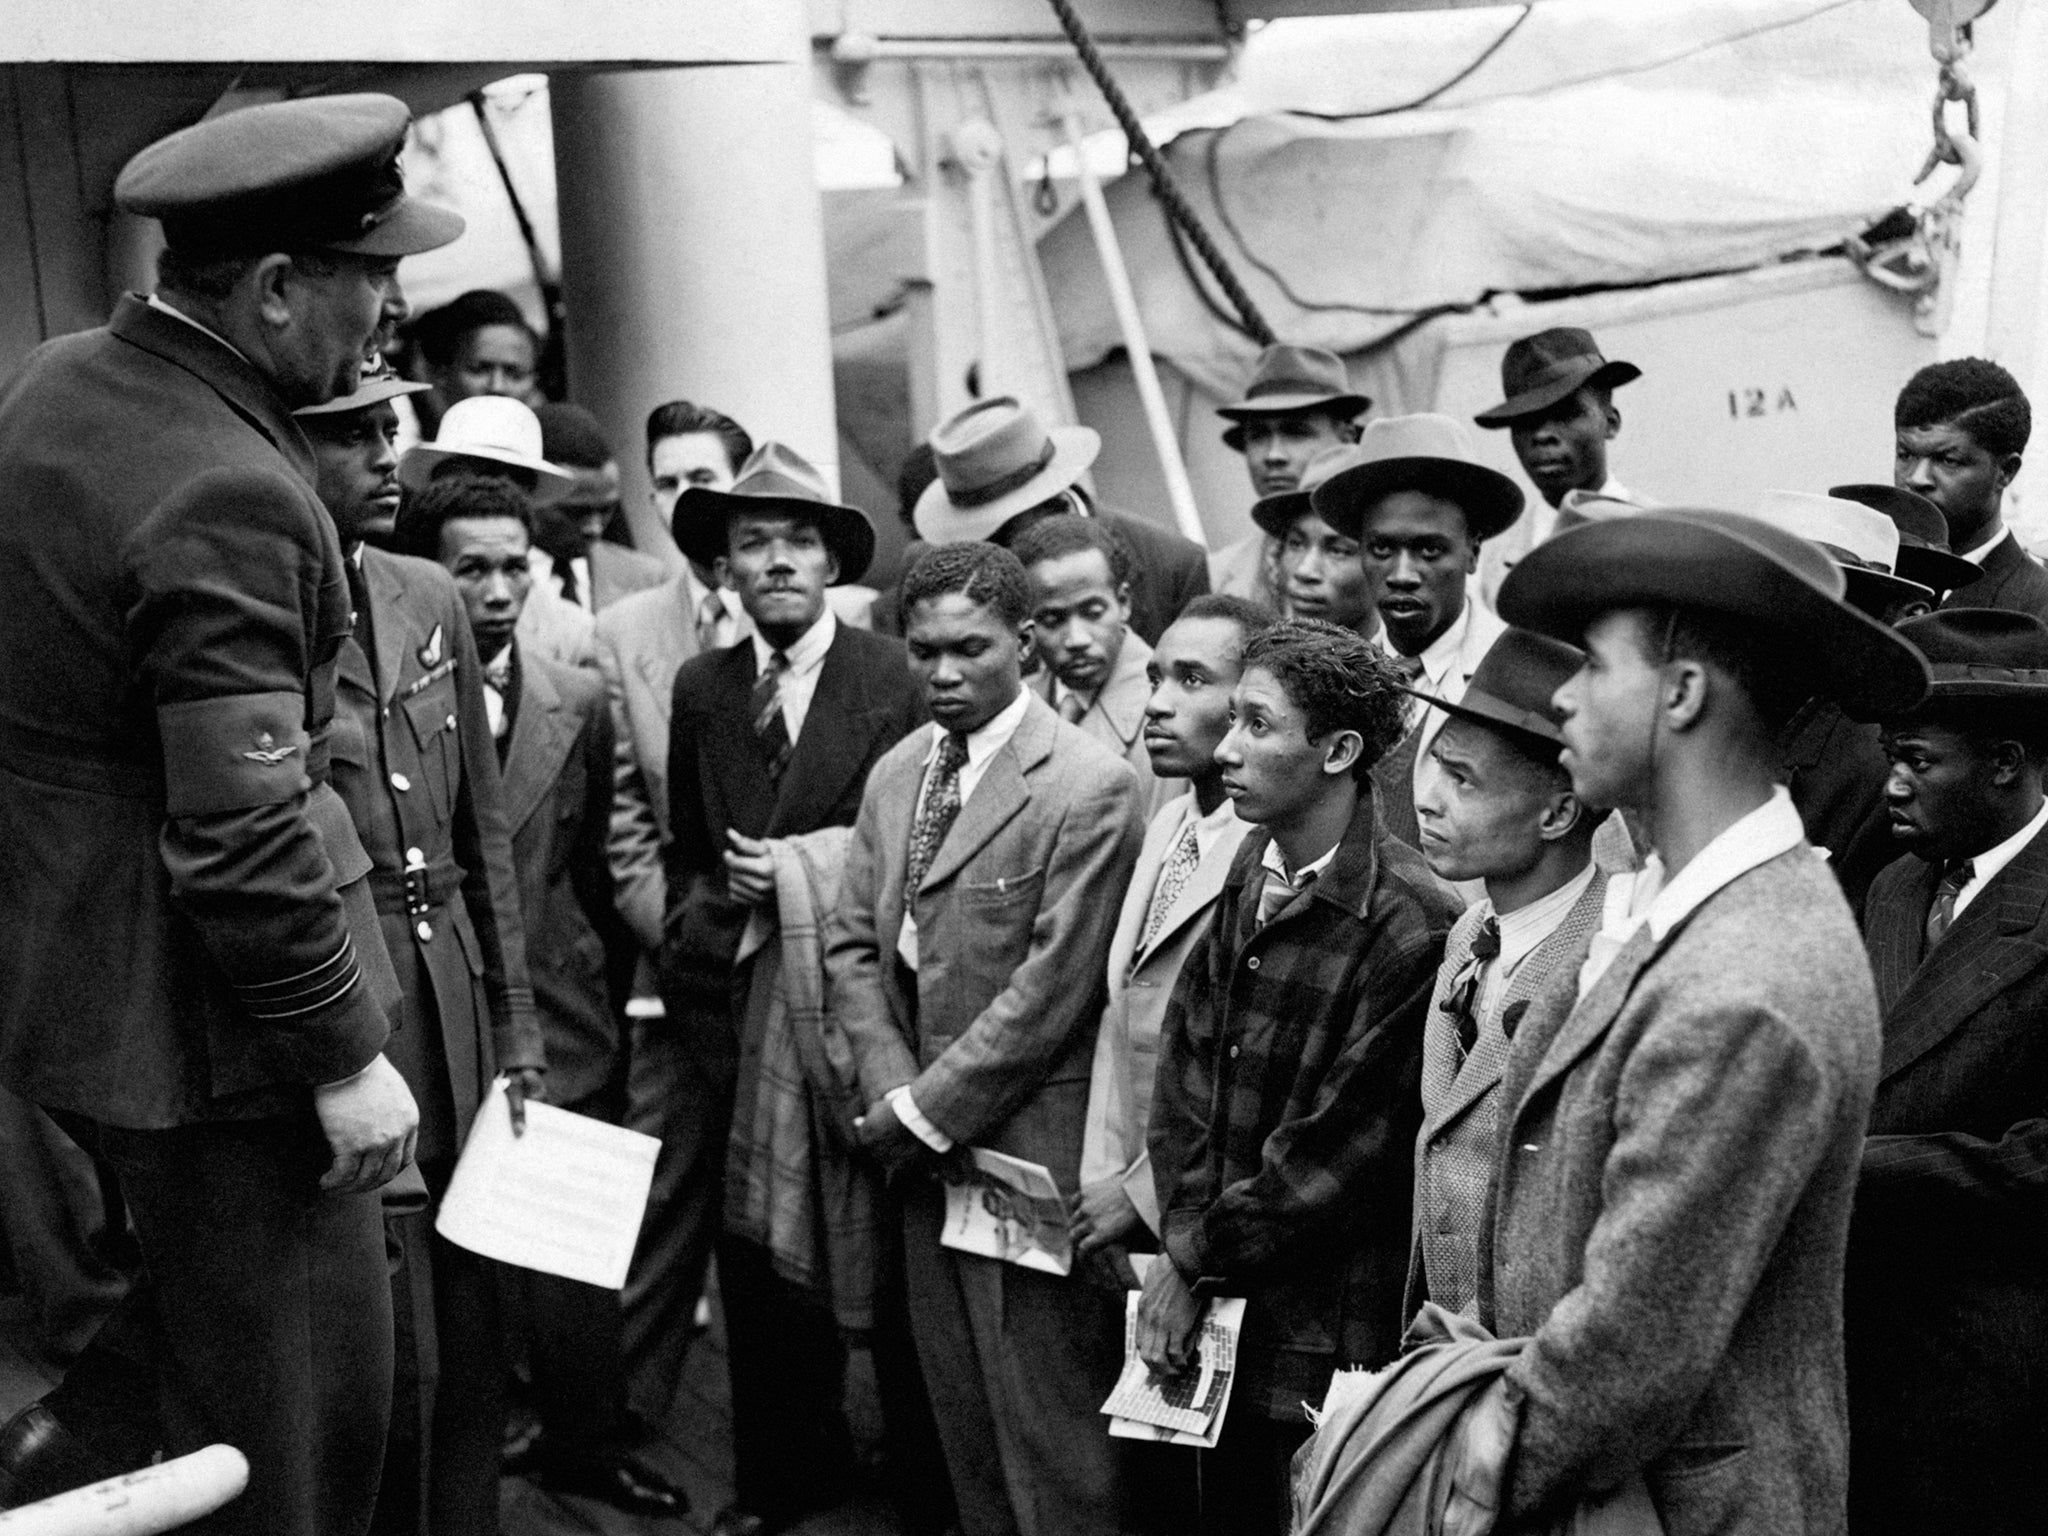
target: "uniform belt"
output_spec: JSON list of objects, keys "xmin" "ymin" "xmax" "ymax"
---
[{"xmin": 369, "ymin": 857, "xmax": 465, "ymax": 915}]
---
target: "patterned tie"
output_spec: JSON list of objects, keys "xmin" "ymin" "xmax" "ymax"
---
[
  {"xmin": 1441, "ymin": 915, "xmax": 1502, "ymax": 1058},
  {"xmin": 695, "ymin": 589, "xmax": 725, "ymax": 653},
  {"xmin": 1257, "ymin": 864, "xmax": 1317, "ymax": 926},
  {"xmin": 482, "ymin": 646, "xmax": 513, "ymax": 742},
  {"xmin": 1389, "ymin": 652, "xmax": 1426, "ymax": 683},
  {"xmin": 1140, "ymin": 821, "xmax": 1202, "ymax": 951},
  {"xmin": 1924, "ymin": 858, "xmax": 1975, "ymax": 953},
  {"xmin": 904, "ymin": 732, "xmax": 971, "ymax": 908},
  {"xmin": 753, "ymin": 650, "xmax": 792, "ymax": 783}
]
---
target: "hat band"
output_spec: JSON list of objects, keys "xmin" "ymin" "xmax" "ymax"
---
[
  {"xmin": 1928, "ymin": 663, "xmax": 2048, "ymax": 688},
  {"xmin": 945, "ymin": 439, "xmax": 1057, "ymax": 509},
  {"xmin": 1246, "ymin": 377, "xmax": 1335, "ymax": 400},
  {"xmin": 732, "ymin": 472, "xmax": 827, "ymax": 507},
  {"xmin": 1506, "ymin": 356, "xmax": 1602, "ymax": 396},
  {"xmin": 159, "ymin": 146, "xmax": 408, "ymax": 256}
]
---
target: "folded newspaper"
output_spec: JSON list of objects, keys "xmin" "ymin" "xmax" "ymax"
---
[
  {"xmin": 1101, "ymin": 1284, "xmax": 1247, "ymax": 1449},
  {"xmin": 940, "ymin": 1148, "xmax": 1073, "ymax": 1276}
]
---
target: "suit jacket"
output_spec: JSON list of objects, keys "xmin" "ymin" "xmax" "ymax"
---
[
  {"xmin": 0, "ymin": 295, "xmax": 394, "ymax": 1127},
  {"xmin": 1781, "ymin": 698, "xmax": 1895, "ymax": 918},
  {"xmin": 823, "ymin": 693, "xmax": 1142, "ymax": 1186},
  {"xmin": 515, "ymin": 579, "xmax": 598, "ymax": 671},
  {"xmin": 663, "ymin": 624, "xmax": 925, "ymax": 1011},
  {"xmin": 1039, "ymin": 630, "xmax": 1179, "ymax": 822},
  {"xmin": 501, "ymin": 645, "xmax": 620, "ymax": 1109},
  {"xmin": 1480, "ymin": 848, "xmax": 1879, "ymax": 1536},
  {"xmin": 1849, "ymin": 836, "xmax": 2048, "ymax": 1527},
  {"xmin": 331, "ymin": 549, "xmax": 543, "ymax": 1164},
  {"xmin": 588, "ymin": 540, "xmax": 669, "ymax": 612},
  {"xmin": 1101, "ymin": 508, "xmax": 1210, "ymax": 645},
  {"xmin": 1405, "ymin": 870, "xmax": 1607, "ymax": 1321},
  {"xmin": 1079, "ymin": 792, "xmax": 1253, "ymax": 1235},
  {"xmin": 1372, "ymin": 599, "xmax": 1509, "ymax": 851},
  {"xmin": 1150, "ymin": 792, "xmax": 1460, "ymax": 1415},
  {"xmin": 1941, "ymin": 528, "xmax": 2048, "ymax": 622}
]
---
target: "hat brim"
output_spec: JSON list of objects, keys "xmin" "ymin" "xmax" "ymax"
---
[
  {"xmin": 1839, "ymin": 564, "xmax": 1936, "ymax": 618},
  {"xmin": 319, "ymin": 197, "xmax": 467, "ymax": 258},
  {"xmin": 1217, "ymin": 390, "xmax": 1373, "ymax": 437},
  {"xmin": 1312, "ymin": 456, "xmax": 1526, "ymax": 543},
  {"xmin": 399, "ymin": 442, "xmax": 573, "ymax": 504},
  {"xmin": 1398, "ymin": 682, "xmax": 1563, "ymax": 750},
  {"xmin": 1497, "ymin": 513, "xmax": 1930, "ymax": 721},
  {"xmin": 295, "ymin": 375, "xmax": 432, "ymax": 417},
  {"xmin": 913, "ymin": 426, "xmax": 1100, "ymax": 544},
  {"xmin": 673, "ymin": 489, "xmax": 876, "ymax": 585},
  {"xmin": 1474, "ymin": 359, "xmax": 1641, "ymax": 429},
  {"xmin": 1249, "ymin": 489, "xmax": 1312, "ymax": 539},
  {"xmin": 1894, "ymin": 544, "xmax": 1980, "ymax": 595}
]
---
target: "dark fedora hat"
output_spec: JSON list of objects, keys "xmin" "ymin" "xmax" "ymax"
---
[
  {"xmin": 1750, "ymin": 490, "xmax": 1934, "ymax": 618},
  {"xmin": 1474, "ymin": 328, "xmax": 1641, "ymax": 429},
  {"xmin": 1498, "ymin": 506, "xmax": 1930, "ymax": 721},
  {"xmin": 1893, "ymin": 608, "xmax": 2048, "ymax": 706},
  {"xmin": 675, "ymin": 441, "xmax": 876, "ymax": 583},
  {"xmin": 1828, "ymin": 483, "xmax": 1979, "ymax": 595},
  {"xmin": 1311, "ymin": 413, "xmax": 1525, "ymax": 543},
  {"xmin": 1217, "ymin": 344, "xmax": 1372, "ymax": 450},
  {"xmin": 1402, "ymin": 627, "xmax": 1584, "ymax": 752}
]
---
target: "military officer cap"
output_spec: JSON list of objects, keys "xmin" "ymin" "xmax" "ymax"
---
[{"xmin": 115, "ymin": 93, "xmax": 463, "ymax": 259}]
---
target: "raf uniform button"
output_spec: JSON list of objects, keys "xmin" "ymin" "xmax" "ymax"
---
[
  {"xmin": 416, "ymin": 919, "xmax": 434, "ymax": 942},
  {"xmin": 406, "ymin": 847, "xmax": 424, "ymax": 864},
  {"xmin": 446, "ymin": 713, "xmax": 457, "ymax": 730},
  {"xmin": 390, "ymin": 771, "xmax": 410, "ymax": 792},
  {"xmin": 1247, "ymin": 956, "xmax": 1260, "ymax": 970},
  {"xmin": 1228, "ymin": 1044, "xmax": 1240, "ymax": 1059}
]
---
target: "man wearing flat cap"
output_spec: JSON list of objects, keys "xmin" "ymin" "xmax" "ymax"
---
[
  {"xmin": 1852, "ymin": 608, "xmax": 2048, "ymax": 1536},
  {"xmin": 1210, "ymin": 343, "xmax": 1369, "ymax": 611},
  {"xmin": 1312, "ymin": 413, "xmax": 1520, "ymax": 852},
  {"xmin": 1475, "ymin": 508, "xmax": 1927, "ymax": 1533},
  {"xmin": 0, "ymin": 94, "xmax": 460, "ymax": 1535}
]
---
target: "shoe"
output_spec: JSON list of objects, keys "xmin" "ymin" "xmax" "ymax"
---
[
  {"xmin": 706, "ymin": 1509, "xmax": 767, "ymax": 1536},
  {"xmin": 0, "ymin": 1403, "xmax": 116, "ymax": 1510},
  {"xmin": 539, "ymin": 1453, "xmax": 688, "ymax": 1519}
]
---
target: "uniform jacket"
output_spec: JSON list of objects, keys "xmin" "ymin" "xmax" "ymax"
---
[
  {"xmin": 1101, "ymin": 508, "xmax": 1211, "ymax": 645},
  {"xmin": 823, "ymin": 693, "xmax": 1142, "ymax": 1186},
  {"xmin": 1479, "ymin": 848, "xmax": 1879, "ymax": 1536},
  {"xmin": 1038, "ymin": 630, "xmax": 1178, "ymax": 822},
  {"xmin": 500, "ymin": 645, "xmax": 619, "ymax": 1109},
  {"xmin": 1150, "ymin": 793, "xmax": 1459, "ymax": 1416},
  {"xmin": 1405, "ymin": 870, "xmax": 1607, "ymax": 1321},
  {"xmin": 1079, "ymin": 792, "xmax": 1253, "ymax": 1235},
  {"xmin": 1372, "ymin": 600, "xmax": 1509, "ymax": 850},
  {"xmin": 663, "ymin": 624, "xmax": 925, "ymax": 1011},
  {"xmin": 0, "ymin": 296, "xmax": 394, "ymax": 1127},
  {"xmin": 1849, "ymin": 835, "xmax": 2048, "ymax": 1529},
  {"xmin": 1941, "ymin": 528, "xmax": 2048, "ymax": 623},
  {"xmin": 331, "ymin": 549, "xmax": 542, "ymax": 1163},
  {"xmin": 1781, "ymin": 699, "xmax": 1894, "ymax": 919}
]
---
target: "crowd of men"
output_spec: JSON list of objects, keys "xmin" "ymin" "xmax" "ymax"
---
[{"xmin": 0, "ymin": 90, "xmax": 2041, "ymax": 1536}]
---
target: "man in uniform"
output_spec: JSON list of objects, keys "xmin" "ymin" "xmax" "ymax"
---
[{"xmin": 0, "ymin": 95, "xmax": 455, "ymax": 1536}]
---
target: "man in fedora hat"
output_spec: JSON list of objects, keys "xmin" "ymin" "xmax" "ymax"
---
[
  {"xmin": 1404, "ymin": 628, "xmax": 1606, "ymax": 1322},
  {"xmin": 532, "ymin": 402, "xmax": 668, "ymax": 616},
  {"xmin": 0, "ymin": 94, "xmax": 457, "ymax": 1532},
  {"xmin": 1313, "ymin": 413, "xmax": 1522, "ymax": 851},
  {"xmin": 1210, "ymin": 344, "xmax": 1370, "ymax": 611},
  {"xmin": 1852, "ymin": 608, "xmax": 2048, "ymax": 1536},
  {"xmin": 665, "ymin": 443, "xmax": 927, "ymax": 1536},
  {"xmin": 1248, "ymin": 442, "xmax": 1381, "ymax": 645},
  {"xmin": 1483, "ymin": 507, "xmax": 1927, "ymax": 1534},
  {"xmin": 915, "ymin": 395, "xmax": 1209, "ymax": 646},
  {"xmin": 1829, "ymin": 482, "xmax": 1980, "ymax": 604}
]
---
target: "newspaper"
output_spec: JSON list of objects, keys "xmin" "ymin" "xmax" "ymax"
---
[
  {"xmin": 940, "ymin": 1148, "xmax": 1073, "ymax": 1276},
  {"xmin": 1102, "ymin": 1278, "xmax": 1247, "ymax": 1449}
]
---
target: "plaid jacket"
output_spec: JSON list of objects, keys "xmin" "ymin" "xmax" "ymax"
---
[{"xmin": 1150, "ymin": 790, "xmax": 1459, "ymax": 1416}]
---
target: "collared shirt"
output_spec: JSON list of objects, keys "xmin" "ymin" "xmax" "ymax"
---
[
  {"xmin": 892, "ymin": 687, "xmax": 1036, "ymax": 1151},
  {"xmin": 1257, "ymin": 834, "xmax": 1340, "ymax": 925},
  {"xmin": 1476, "ymin": 860, "xmax": 1597, "ymax": 1023},
  {"xmin": 1161, "ymin": 793, "xmax": 1243, "ymax": 883},
  {"xmin": 1958, "ymin": 525, "xmax": 2009, "ymax": 565},
  {"xmin": 1952, "ymin": 795, "xmax": 2048, "ymax": 921},
  {"xmin": 145, "ymin": 292, "xmax": 250, "ymax": 365},
  {"xmin": 684, "ymin": 565, "xmax": 744, "ymax": 649},
  {"xmin": 1053, "ymin": 678, "xmax": 1096, "ymax": 722},
  {"xmin": 526, "ymin": 547, "xmax": 596, "ymax": 614},
  {"xmin": 749, "ymin": 607, "xmax": 836, "ymax": 743},
  {"xmin": 481, "ymin": 643, "xmax": 513, "ymax": 740},
  {"xmin": 1380, "ymin": 600, "xmax": 1474, "ymax": 703},
  {"xmin": 1578, "ymin": 786, "xmax": 1805, "ymax": 999}
]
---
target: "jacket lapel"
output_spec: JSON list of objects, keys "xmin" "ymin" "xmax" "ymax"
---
[
  {"xmin": 366, "ymin": 552, "xmax": 414, "ymax": 707},
  {"xmin": 1106, "ymin": 800, "xmax": 1180, "ymax": 980},
  {"xmin": 1865, "ymin": 855, "xmax": 1940, "ymax": 1014},
  {"xmin": 1094, "ymin": 634, "xmax": 1153, "ymax": 753},
  {"xmin": 769, "ymin": 631, "xmax": 873, "ymax": 836},
  {"xmin": 336, "ymin": 631, "xmax": 377, "ymax": 701},
  {"xmin": 1131, "ymin": 816, "xmax": 1246, "ymax": 968},
  {"xmin": 919, "ymin": 697, "xmax": 1054, "ymax": 892},
  {"xmin": 1515, "ymin": 919, "xmax": 1662, "ymax": 1113},
  {"xmin": 498, "ymin": 653, "xmax": 575, "ymax": 835}
]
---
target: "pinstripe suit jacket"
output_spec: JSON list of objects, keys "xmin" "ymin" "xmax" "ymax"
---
[{"xmin": 1404, "ymin": 869, "xmax": 1606, "ymax": 1321}]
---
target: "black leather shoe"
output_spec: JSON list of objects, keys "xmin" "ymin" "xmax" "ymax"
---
[
  {"xmin": 539, "ymin": 1454, "xmax": 688, "ymax": 1519},
  {"xmin": 0, "ymin": 1403, "xmax": 116, "ymax": 1509}
]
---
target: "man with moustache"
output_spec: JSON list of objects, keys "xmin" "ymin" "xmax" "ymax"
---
[{"xmin": 0, "ymin": 96, "xmax": 452, "ymax": 1533}]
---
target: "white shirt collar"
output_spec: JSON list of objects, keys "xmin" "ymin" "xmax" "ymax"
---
[
  {"xmin": 1494, "ymin": 860, "xmax": 1598, "ymax": 975},
  {"xmin": 1380, "ymin": 599, "xmax": 1473, "ymax": 689},
  {"xmin": 926, "ymin": 686, "xmax": 1032, "ymax": 773},
  {"xmin": 146, "ymin": 293, "xmax": 251, "ymax": 366},
  {"xmin": 684, "ymin": 564, "xmax": 741, "ymax": 620},
  {"xmin": 1641, "ymin": 786, "xmax": 1806, "ymax": 943},
  {"xmin": 750, "ymin": 605, "xmax": 835, "ymax": 679},
  {"xmin": 1952, "ymin": 795, "xmax": 2048, "ymax": 919},
  {"xmin": 1261, "ymin": 832, "xmax": 1341, "ymax": 888},
  {"xmin": 1165, "ymin": 790, "xmax": 1243, "ymax": 862},
  {"xmin": 1958, "ymin": 525, "xmax": 2008, "ymax": 566}
]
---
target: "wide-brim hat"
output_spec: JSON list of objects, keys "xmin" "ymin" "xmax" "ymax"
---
[
  {"xmin": 1893, "ymin": 609, "xmax": 2048, "ymax": 709},
  {"xmin": 1497, "ymin": 506, "xmax": 1930, "ymax": 721},
  {"xmin": 914, "ymin": 396, "xmax": 1099, "ymax": 543},
  {"xmin": 1399, "ymin": 627, "xmax": 1584, "ymax": 751},
  {"xmin": 1249, "ymin": 440, "xmax": 1377, "ymax": 538},
  {"xmin": 1828, "ymin": 483, "xmax": 1979, "ymax": 595},
  {"xmin": 1217, "ymin": 344, "xmax": 1372, "ymax": 448},
  {"xmin": 399, "ymin": 395, "xmax": 572, "ymax": 504},
  {"xmin": 1474, "ymin": 327, "xmax": 1640, "ymax": 429},
  {"xmin": 294, "ymin": 356, "xmax": 431, "ymax": 418},
  {"xmin": 1750, "ymin": 489, "xmax": 1933, "ymax": 618},
  {"xmin": 1311, "ymin": 413, "xmax": 1525, "ymax": 543},
  {"xmin": 116, "ymin": 93, "xmax": 464, "ymax": 259},
  {"xmin": 674, "ymin": 441, "xmax": 875, "ymax": 583}
]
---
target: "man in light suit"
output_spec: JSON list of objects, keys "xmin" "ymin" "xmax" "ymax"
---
[
  {"xmin": 1314, "ymin": 414, "xmax": 1522, "ymax": 850},
  {"xmin": 1853, "ymin": 607, "xmax": 2048, "ymax": 1536},
  {"xmin": 825, "ymin": 542, "xmax": 1143, "ymax": 1536},
  {"xmin": 1482, "ymin": 508, "xmax": 1929, "ymax": 1534},
  {"xmin": 1402, "ymin": 628, "xmax": 1604, "ymax": 1320},
  {"xmin": 1014, "ymin": 515, "xmax": 1178, "ymax": 818}
]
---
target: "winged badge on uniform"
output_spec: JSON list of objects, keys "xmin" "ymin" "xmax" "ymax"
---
[
  {"xmin": 418, "ymin": 623, "xmax": 443, "ymax": 669},
  {"xmin": 241, "ymin": 730, "xmax": 298, "ymax": 766}
]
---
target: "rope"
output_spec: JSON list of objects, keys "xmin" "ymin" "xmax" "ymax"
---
[{"xmin": 1044, "ymin": 0, "xmax": 1277, "ymax": 345}]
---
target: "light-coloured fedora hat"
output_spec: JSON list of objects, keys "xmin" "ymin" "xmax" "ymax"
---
[
  {"xmin": 1311, "ymin": 413, "xmax": 1526, "ymax": 543},
  {"xmin": 673, "ymin": 441, "xmax": 876, "ymax": 584},
  {"xmin": 1751, "ymin": 489, "xmax": 1933, "ymax": 616},
  {"xmin": 399, "ymin": 395, "xmax": 573, "ymax": 503},
  {"xmin": 914, "ymin": 396, "xmax": 1101, "ymax": 544}
]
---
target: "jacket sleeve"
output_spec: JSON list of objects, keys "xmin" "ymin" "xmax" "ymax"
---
[
  {"xmin": 448, "ymin": 605, "xmax": 543, "ymax": 1075},
  {"xmin": 594, "ymin": 622, "xmax": 666, "ymax": 952},
  {"xmin": 1860, "ymin": 1117, "xmax": 2048, "ymax": 1213},
  {"xmin": 567, "ymin": 683, "xmax": 620, "ymax": 947},
  {"xmin": 1149, "ymin": 913, "xmax": 1226, "ymax": 1246},
  {"xmin": 660, "ymin": 664, "xmax": 745, "ymax": 1009},
  {"xmin": 822, "ymin": 768, "xmax": 923, "ymax": 1106},
  {"xmin": 124, "ymin": 465, "xmax": 387, "ymax": 1085}
]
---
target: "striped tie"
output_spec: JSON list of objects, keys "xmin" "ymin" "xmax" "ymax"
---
[
  {"xmin": 1923, "ymin": 858, "xmax": 1975, "ymax": 954},
  {"xmin": 752, "ymin": 650, "xmax": 792, "ymax": 783}
]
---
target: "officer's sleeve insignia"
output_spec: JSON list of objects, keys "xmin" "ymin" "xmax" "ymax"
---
[
  {"xmin": 241, "ymin": 730, "xmax": 301, "ymax": 766},
  {"xmin": 418, "ymin": 623, "xmax": 443, "ymax": 668}
]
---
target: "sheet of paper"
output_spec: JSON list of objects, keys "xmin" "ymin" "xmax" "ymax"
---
[
  {"xmin": 1102, "ymin": 1290, "xmax": 1246, "ymax": 1449},
  {"xmin": 435, "ymin": 1079, "xmax": 659, "ymax": 1289},
  {"xmin": 940, "ymin": 1147, "xmax": 1073, "ymax": 1276}
]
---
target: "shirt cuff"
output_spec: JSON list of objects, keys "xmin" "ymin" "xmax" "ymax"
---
[{"xmin": 887, "ymin": 1086, "xmax": 954, "ymax": 1152}]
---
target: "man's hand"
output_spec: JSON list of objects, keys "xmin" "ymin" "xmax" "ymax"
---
[
  {"xmin": 314, "ymin": 1054, "xmax": 420, "ymax": 1194},
  {"xmin": 724, "ymin": 831, "xmax": 776, "ymax": 907},
  {"xmin": 853, "ymin": 1094, "xmax": 921, "ymax": 1176},
  {"xmin": 504, "ymin": 1066, "xmax": 547, "ymax": 1136},
  {"xmin": 1135, "ymin": 1256, "xmax": 1204, "ymax": 1377},
  {"xmin": 1067, "ymin": 1177, "xmax": 1143, "ymax": 1258}
]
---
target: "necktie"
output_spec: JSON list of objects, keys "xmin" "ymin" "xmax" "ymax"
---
[
  {"xmin": 753, "ymin": 650, "xmax": 793, "ymax": 783},
  {"xmin": 904, "ymin": 732, "xmax": 971, "ymax": 908},
  {"xmin": 1058, "ymin": 690, "xmax": 1089, "ymax": 725},
  {"xmin": 695, "ymin": 590, "xmax": 725, "ymax": 653},
  {"xmin": 1257, "ymin": 864, "xmax": 1317, "ymax": 926},
  {"xmin": 345, "ymin": 556, "xmax": 375, "ymax": 662},
  {"xmin": 1389, "ymin": 652, "xmax": 1426, "ymax": 684},
  {"xmin": 1924, "ymin": 858, "xmax": 1975, "ymax": 953},
  {"xmin": 1141, "ymin": 821, "xmax": 1202, "ymax": 951},
  {"xmin": 1441, "ymin": 915, "xmax": 1502, "ymax": 1058},
  {"xmin": 555, "ymin": 554, "xmax": 581, "ymax": 608}
]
